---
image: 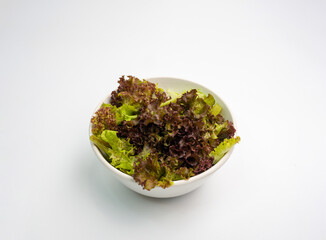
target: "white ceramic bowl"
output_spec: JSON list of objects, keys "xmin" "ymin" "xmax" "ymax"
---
[{"xmin": 89, "ymin": 77, "xmax": 236, "ymax": 198}]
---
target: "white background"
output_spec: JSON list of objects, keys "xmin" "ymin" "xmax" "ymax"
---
[{"xmin": 1, "ymin": 0, "xmax": 325, "ymax": 239}]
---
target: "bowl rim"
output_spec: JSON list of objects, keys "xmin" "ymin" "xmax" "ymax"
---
[{"xmin": 89, "ymin": 77, "xmax": 235, "ymax": 187}]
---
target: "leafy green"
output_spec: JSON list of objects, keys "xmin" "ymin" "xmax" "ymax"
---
[
  {"xmin": 91, "ymin": 130, "xmax": 135, "ymax": 175},
  {"xmin": 204, "ymin": 121, "xmax": 229, "ymax": 140},
  {"xmin": 210, "ymin": 136, "xmax": 240, "ymax": 164},
  {"xmin": 211, "ymin": 104, "xmax": 222, "ymax": 116},
  {"xmin": 160, "ymin": 89, "xmax": 181, "ymax": 107},
  {"xmin": 197, "ymin": 90, "xmax": 215, "ymax": 106},
  {"xmin": 193, "ymin": 97, "xmax": 209, "ymax": 115},
  {"xmin": 196, "ymin": 90, "xmax": 221, "ymax": 115},
  {"xmin": 90, "ymin": 135, "xmax": 112, "ymax": 156},
  {"xmin": 115, "ymin": 104, "xmax": 139, "ymax": 124},
  {"xmin": 100, "ymin": 130, "xmax": 134, "ymax": 153},
  {"xmin": 92, "ymin": 102, "xmax": 139, "ymax": 130}
]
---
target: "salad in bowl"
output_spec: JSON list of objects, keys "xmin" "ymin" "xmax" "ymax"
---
[{"xmin": 89, "ymin": 76, "xmax": 240, "ymax": 197}]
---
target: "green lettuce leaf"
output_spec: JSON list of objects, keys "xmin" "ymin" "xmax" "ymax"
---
[
  {"xmin": 211, "ymin": 103, "xmax": 222, "ymax": 116},
  {"xmin": 95, "ymin": 103, "xmax": 139, "ymax": 126},
  {"xmin": 190, "ymin": 90, "xmax": 216, "ymax": 116},
  {"xmin": 204, "ymin": 121, "xmax": 229, "ymax": 140},
  {"xmin": 197, "ymin": 90, "xmax": 215, "ymax": 106},
  {"xmin": 115, "ymin": 104, "xmax": 139, "ymax": 124},
  {"xmin": 91, "ymin": 130, "xmax": 136, "ymax": 175},
  {"xmin": 89, "ymin": 135, "xmax": 112, "ymax": 156},
  {"xmin": 192, "ymin": 97, "xmax": 209, "ymax": 115},
  {"xmin": 210, "ymin": 136, "xmax": 240, "ymax": 164},
  {"xmin": 160, "ymin": 89, "xmax": 181, "ymax": 107},
  {"xmin": 196, "ymin": 90, "xmax": 222, "ymax": 115},
  {"xmin": 100, "ymin": 130, "xmax": 134, "ymax": 153}
]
